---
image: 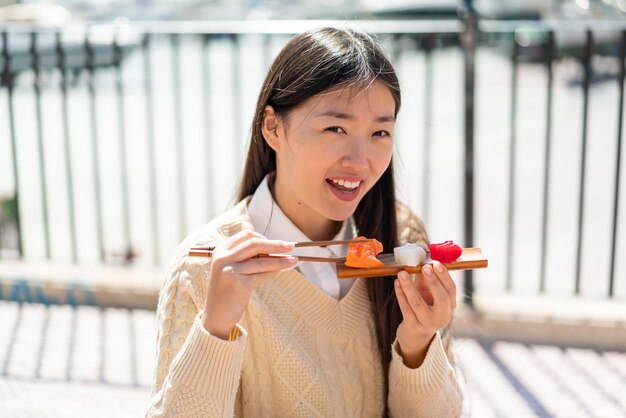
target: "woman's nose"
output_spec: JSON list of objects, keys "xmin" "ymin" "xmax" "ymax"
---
[{"xmin": 340, "ymin": 138, "xmax": 368, "ymax": 170}]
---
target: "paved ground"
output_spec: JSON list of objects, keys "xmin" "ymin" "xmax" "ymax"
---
[
  {"xmin": 0, "ymin": 301, "xmax": 625, "ymax": 417},
  {"xmin": 0, "ymin": 302, "xmax": 154, "ymax": 418}
]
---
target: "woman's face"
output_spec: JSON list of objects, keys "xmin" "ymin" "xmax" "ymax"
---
[{"xmin": 267, "ymin": 81, "xmax": 396, "ymax": 240}]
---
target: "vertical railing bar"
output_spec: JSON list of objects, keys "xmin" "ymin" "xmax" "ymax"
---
[
  {"xmin": 391, "ymin": 33, "xmax": 402, "ymax": 67},
  {"xmin": 539, "ymin": 30, "xmax": 555, "ymax": 293},
  {"xmin": 201, "ymin": 34, "xmax": 215, "ymax": 218},
  {"xmin": 231, "ymin": 34, "xmax": 243, "ymax": 175},
  {"xmin": 575, "ymin": 30, "xmax": 593, "ymax": 295},
  {"xmin": 31, "ymin": 31, "xmax": 51, "ymax": 260},
  {"xmin": 113, "ymin": 29, "xmax": 132, "ymax": 263},
  {"xmin": 261, "ymin": 33, "xmax": 272, "ymax": 76},
  {"xmin": 461, "ymin": 4, "xmax": 478, "ymax": 306},
  {"xmin": 609, "ymin": 30, "xmax": 626, "ymax": 298},
  {"xmin": 56, "ymin": 31, "xmax": 78, "ymax": 263},
  {"xmin": 171, "ymin": 33, "xmax": 186, "ymax": 241},
  {"xmin": 1, "ymin": 31, "xmax": 23, "ymax": 257},
  {"xmin": 85, "ymin": 27, "xmax": 106, "ymax": 263},
  {"xmin": 0, "ymin": 34, "xmax": 3, "ymax": 253},
  {"xmin": 142, "ymin": 33, "xmax": 160, "ymax": 265},
  {"xmin": 505, "ymin": 34, "xmax": 519, "ymax": 291},
  {"xmin": 422, "ymin": 34, "xmax": 434, "ymax": 225}
]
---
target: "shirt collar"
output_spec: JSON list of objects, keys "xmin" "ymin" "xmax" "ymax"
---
[{"xmin": 247, "ymin": 175, "xmax": 353, "ymax": 257}]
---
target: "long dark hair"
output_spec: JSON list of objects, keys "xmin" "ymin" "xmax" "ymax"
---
[{"xmin": 237, "ymin": 27, "xmax": 402, "ymax": 415}]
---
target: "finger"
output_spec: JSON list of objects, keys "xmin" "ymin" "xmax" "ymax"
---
[
  {"xmin": 414, "ymin": 274, "xmax": 434, "ymax": 306},
  {"xmin": 222, "ymin": 226, "xmax": 259, "ymax": 250},
  {"xmin": 230, "ymin": 237, "xmax": 295, "ymax": 261},
  {"xmin": 398, "ymin": 270, "xmax": 433, "ymax": 328},
  {"xmin": 433, "ymin": 261, "xmax": 457, "ymax": 310},
  {"xmin": 394, "ymin": 277, "xmax": 419, "ymax": 327},
  {"xmin": 232, "ymin": 255, "xmax": 298, "ymax": 275},
  {"xmin": 421, "ymin": 264, "xmax": 452, "ymax": 315}
]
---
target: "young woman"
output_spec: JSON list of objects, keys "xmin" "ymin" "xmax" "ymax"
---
[{"xmin": 147, "ymin": 27, "xmax": 462, "ymax": 417}]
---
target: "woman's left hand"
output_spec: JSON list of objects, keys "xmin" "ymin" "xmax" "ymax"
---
[{"xmin": 394, "ymin": 261, "xmax": 457, "ymax": 368}]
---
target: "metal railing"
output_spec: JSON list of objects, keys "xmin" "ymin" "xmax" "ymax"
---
[
  {"xmin": 478, "ymin": 20, "xmax": 625, "ymax": 300},
  {"xmin": 0, "ymin": 17, "xmax": 624, "ymax": 303}
]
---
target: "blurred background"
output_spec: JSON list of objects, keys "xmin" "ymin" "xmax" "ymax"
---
[{"xmin": 0, "ymin": 0, "xmax": 625, "ymax": 417}]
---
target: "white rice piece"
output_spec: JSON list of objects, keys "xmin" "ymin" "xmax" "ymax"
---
[{"xmin": 393, "ymin": 243, "xmax": 427, "ymax": 266}]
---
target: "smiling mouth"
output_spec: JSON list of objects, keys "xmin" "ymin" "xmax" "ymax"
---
[{"xmin": 326, "ymin": 178, "xmax": 362, "ymax": 192}]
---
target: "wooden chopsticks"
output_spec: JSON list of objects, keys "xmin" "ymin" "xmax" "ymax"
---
[
  {"xmin": 187, "ymin": 238, "xmax": 372, "ymax": 261},
  {"xmin": 187, "ymin": 249, "xmax": 344, "ymax": 263}
]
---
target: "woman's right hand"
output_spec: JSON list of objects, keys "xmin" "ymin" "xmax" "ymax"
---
[{"xmin": 202, "ymin": 221, "xmax": 296, "ymax": 339}]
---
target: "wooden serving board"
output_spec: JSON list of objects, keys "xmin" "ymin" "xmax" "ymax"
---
[{"xmin": 336, "ymin": 247, "xmax": 488, "ymax": 279}]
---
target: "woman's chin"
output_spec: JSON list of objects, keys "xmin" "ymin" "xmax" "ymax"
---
[{"xmin": 324, "ymin": 202, "xmax": 360, "ymax": 222}]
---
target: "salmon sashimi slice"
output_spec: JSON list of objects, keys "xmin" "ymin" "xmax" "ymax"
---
[{"xmin": 345, "ymin": 236, "xmax": 384, "ymax": 268}]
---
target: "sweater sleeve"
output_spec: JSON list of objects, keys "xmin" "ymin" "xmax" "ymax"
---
[
  {"xmin": 145, "ymin": 256, "xmax": 247, "ymax": 418},
  {"xmin": 387, "ymin": 332, "xmax": 463, "ymax": 418}
]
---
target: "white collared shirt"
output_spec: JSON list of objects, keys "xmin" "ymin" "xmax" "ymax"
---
[{"xmin": 247, "ymin": 175, "xmax": 356, "ymax": 299}]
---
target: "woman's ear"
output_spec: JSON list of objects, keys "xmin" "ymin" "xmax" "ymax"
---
[{"xmin": 262, "ymin": 105, "xmax": 281, "ymax": 151}]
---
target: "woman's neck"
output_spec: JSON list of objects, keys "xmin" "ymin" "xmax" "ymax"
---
[{"xmin": 303, "ymin": 219, "xmax": 342, "ymax": 242}]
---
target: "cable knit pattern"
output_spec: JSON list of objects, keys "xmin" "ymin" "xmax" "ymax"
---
[
  {"xmin": 146, "ymin": 199, "xmax": 463, "ymax": 417},
  {"xmin": 161, "ymin": 384, "xmax": 219, "ymax": 416}
]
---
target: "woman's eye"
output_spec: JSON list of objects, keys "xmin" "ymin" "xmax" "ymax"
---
[
  {"xmin": 373, "ymin": 130, "xmax": 391, "ymax": 138},
  {"xmin": 326, "ymin": 126, "xmax": 345, "ymax": 134}
]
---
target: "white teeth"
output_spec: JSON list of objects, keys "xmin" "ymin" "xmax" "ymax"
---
[{"xmin": 331, "ymin": 179, "xmax": 361, "ymax": 189}]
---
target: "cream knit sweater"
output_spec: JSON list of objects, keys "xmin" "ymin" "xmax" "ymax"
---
[{"xmin": 146, "ymin": 199, "xmax": 463, "ymax": 418}]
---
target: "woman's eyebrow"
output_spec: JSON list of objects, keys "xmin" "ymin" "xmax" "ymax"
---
[{"xmin": 315, "ymin": 110, "xmax": 396, "ymax": 123}]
